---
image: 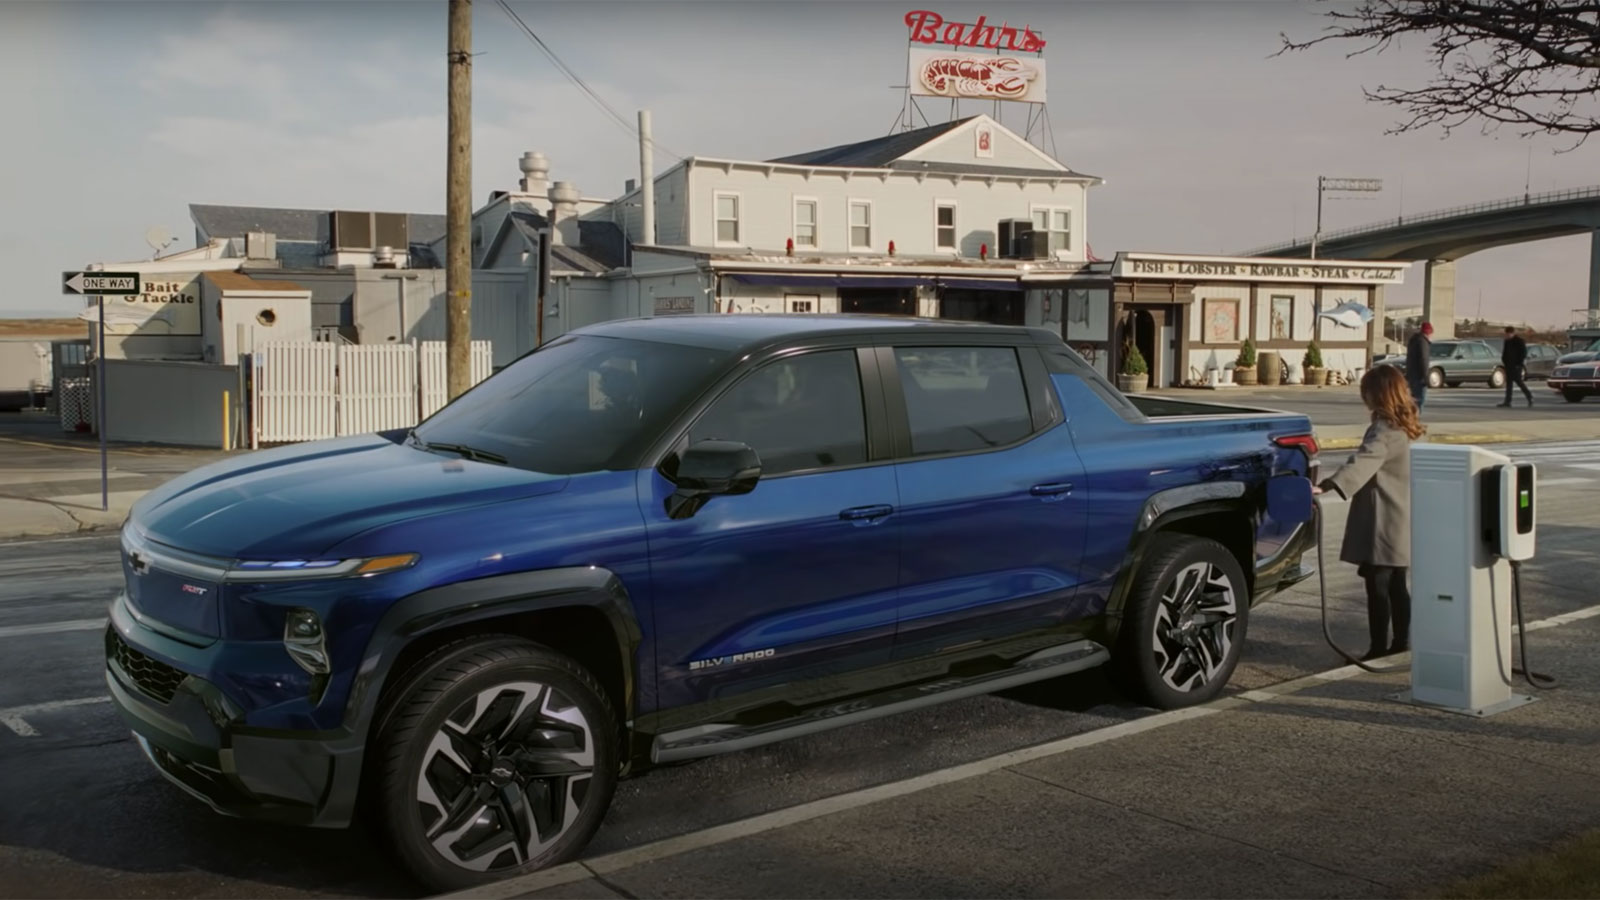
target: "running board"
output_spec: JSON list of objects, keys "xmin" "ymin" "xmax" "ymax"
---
[{"xmin": 650, "ymin": 639, "xmax": 1110, "ymax": 764}]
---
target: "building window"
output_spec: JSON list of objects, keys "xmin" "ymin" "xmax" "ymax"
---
[
  {"xmin": 1030, "ymin": 207, "xmax": 1071, "ymax": 254},
  {"xmin": 715, "ymin": 193, "xmax": 741, "ymax": 244},
  {"xmin": 849, "ymin": 200, "xmax": 872, "ymax": 250},
  {"xmin": 786, "ymin": 294, "xmax": 818, "ymax": 313},
  {"xmin": 794, "ymin": 199, "xmax": 818, "ymax": 248},
  {"xmin": 935, "ymin": 202, "xmax": 957, "ymax": 251}
]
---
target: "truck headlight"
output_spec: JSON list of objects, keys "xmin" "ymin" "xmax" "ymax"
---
[
  {"xmin": 227, "ymin": 553, "xmax": 419, "ymax": 582},
  {"xmin": 284, "ymin": 608, "xmax": 330, "ymax": 675}
]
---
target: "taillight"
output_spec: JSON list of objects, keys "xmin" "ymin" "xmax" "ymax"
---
[{"xmin": 1273, "ymin": 434, "xmax": 1320, "ymax": 456}]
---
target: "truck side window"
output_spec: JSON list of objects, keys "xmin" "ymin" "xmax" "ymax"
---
[
  {"xmin": 893, "ymin": 346, "xmax": 1033, "ymax": 455},
  {"xmin": 689, "ymin": 350, "xmax": 867, "ymax": 476}
]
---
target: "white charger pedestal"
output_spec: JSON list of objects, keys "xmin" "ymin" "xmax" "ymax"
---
[{"xmin": 1390, "ymin": 444, "xmax": 1536, "ymax": 718}]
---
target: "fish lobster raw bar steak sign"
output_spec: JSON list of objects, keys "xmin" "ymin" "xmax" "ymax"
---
[
  {"xmin": 905, "ymin": 9, "xmax": 1048, "ymax": 104},
  {"xmin": 1111, "ymin": 254, "xmax": 1407, "ymax": 285}
]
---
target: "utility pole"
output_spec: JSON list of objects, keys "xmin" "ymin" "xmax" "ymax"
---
[{"xmin": 446, "ymin": 0, "xmax": 472, "ymax": 400}]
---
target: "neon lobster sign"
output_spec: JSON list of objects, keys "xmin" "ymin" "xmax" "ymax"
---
[{"xmin": 904, "ymin": 9, "xmax": 1046, "ymax": 53}]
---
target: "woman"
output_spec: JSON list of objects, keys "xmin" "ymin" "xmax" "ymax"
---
[{"xmin": 1314, "ymin": 365, "xmax": 1427, "ymax": 660}]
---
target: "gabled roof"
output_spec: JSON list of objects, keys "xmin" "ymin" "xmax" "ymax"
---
[
  {"xmin": 765, "ymin": 115, "xmax": 1098, "ymax": 182},
  {"xmin": 190, "ymin": 204, "xmax": 447, "ymax": 245},
  {"xmin": 769, "ymin": 118, "xmax": 972, "ymax": 168}
]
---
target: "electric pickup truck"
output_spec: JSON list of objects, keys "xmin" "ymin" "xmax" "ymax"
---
[{"xmin": 106, "ymin": 315, "xmax": 1318, "ymax": 891}]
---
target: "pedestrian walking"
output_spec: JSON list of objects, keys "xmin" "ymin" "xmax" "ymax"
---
[
  {"xmin": 1313, "ymin": 365, "xmax": 1426, "ymax": 660},
  {"xmin": 1498, "ymin": 326, "xmax": 1533, "ymax": 408},
  {"xmin": 1404, "ymin": 322, "xmax": 1432, "ymax": 410}
]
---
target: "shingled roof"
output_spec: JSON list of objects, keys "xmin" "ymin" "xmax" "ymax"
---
[{"xmin": 768, "ymin": 118, "xmax": 972, "ymax": 168}]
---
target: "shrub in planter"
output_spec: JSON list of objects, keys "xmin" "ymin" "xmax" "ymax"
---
[
  {"xmin": 1234, "ymin": 339, "xmax": 1259, "ymax": 385},
  {"xmin": 1303, "ymin": 340, "xmax": 1326, "ymax": 386},
  {"xmin": 1117, "ymin": 345, "xmax": 1150, "ymax": 393}
]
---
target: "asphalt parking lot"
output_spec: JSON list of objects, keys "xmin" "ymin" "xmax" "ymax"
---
[{"xmin": 2, "ymin": 435, "xmax": 1597, "ymax": 898}]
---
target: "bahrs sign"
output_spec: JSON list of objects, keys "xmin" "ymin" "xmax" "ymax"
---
[
  {"xmin": 903, "ymin": 11, "xmax": 1048, "ymax": 104},
  {"xmin": 904, "ymin": 10, "xmax": 1046, "ymax": 53}
]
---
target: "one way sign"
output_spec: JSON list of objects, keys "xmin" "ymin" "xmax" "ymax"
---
[{"xmin": 62, "ymin": 271, "xmax": 142, "ymax": 295}]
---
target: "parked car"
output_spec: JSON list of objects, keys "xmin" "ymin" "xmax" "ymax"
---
[
  {"xmin": 1376, "ymin": 338, "xmax": 1506, "ymax": 388},
  {"xmin": 106, "ymin": 315, "xmax": 1319, "ymax": 891},
  {"xmin": 1477, "ymin": 337, "xmax": 1560, "ymax": 379},
  {"xmin": 1558, "ymin": 337, "xmax": 1600, "ymax": 365},
  {"xmin": 1550, "ymin": 358, "xmax": 1600, "ymax": 402}
]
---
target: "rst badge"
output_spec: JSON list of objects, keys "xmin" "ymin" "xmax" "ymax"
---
[
  {"xmin": 181, "ymin": 584, "xmax": 210, "ymax": 597},
  {"xmin": 689, "ymin": 648, "xmax": 775, "ymax": 671}
]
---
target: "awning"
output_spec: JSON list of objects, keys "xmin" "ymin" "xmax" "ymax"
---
[
  {"xmin": 723, "ymin": 272, "xmax": 1024, "ymax": 291},
  {"xmin": 938, "ymin": 277, "xmax": 1023, "ymax": 292}
]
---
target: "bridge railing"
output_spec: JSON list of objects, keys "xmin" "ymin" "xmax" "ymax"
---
[{"xmin": 1240, "ymin": 185, "xmax": 1600, "ymax": 257}]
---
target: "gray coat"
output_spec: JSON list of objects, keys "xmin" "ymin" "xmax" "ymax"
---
[{"xmin": 1321, "ymin": 418, "xmax": 1412, "ymax": 568}]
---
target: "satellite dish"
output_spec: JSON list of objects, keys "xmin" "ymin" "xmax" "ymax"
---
[{"xmin": 144, "ymin": 226, "xmax": 175, "ymax": 255}]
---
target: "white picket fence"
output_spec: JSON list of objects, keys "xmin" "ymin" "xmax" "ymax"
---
[{"xmin": 252, "ymin": 341, "xmax": 492, "ymax": 446}]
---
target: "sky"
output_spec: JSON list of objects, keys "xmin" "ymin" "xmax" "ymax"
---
[{"xmin": 2, "ymin": 0, "xmax": 1597, "ymax": 327}]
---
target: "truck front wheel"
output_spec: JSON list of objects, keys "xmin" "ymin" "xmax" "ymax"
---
[
  {"xmin": 1114, "ymin": 534, "xmax": 1249, "ymax": 710},
  {"xmin": 371, "ymin": 637, "xmax": 618, "ymax": 892}
]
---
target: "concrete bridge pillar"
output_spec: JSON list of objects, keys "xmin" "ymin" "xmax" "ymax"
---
[
  {"xmin": 1588, "ymin": 228, "xmax": 1600, "ymax": 313},
  {"xmin": 1424, "ymin": 259, "xmax": 1457, "ymax": 339}
]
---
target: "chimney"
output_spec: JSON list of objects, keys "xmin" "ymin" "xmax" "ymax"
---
[
  {"xmin": 519, "ymin": 151, "xmax": 549, "ymax": 196},
  {"xmin": 548, "ymin": 181, "xmax": 581, "ymax": 246},
  {"xmin": 639, "ymin": 110, "xmax": 656, "ymax": 247}
]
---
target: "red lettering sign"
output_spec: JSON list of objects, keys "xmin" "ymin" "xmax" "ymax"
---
[{"xmin": 904, "ymin": 9, "xmax": 1046, "ymax": 52}]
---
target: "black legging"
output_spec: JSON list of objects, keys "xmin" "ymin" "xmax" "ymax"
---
[{"xmin": 1363, "ymin": 565, "xmax": 1411, "ymax": 653}]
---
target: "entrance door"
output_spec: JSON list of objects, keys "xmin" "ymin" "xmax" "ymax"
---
[{"xmin": 1135, "ymin": 310, "xmax": 1157, "ymax": 390}]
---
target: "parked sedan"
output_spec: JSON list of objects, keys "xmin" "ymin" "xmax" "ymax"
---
[
  {"xmin": 1376, "ymin": 339, "xmax": 1506, "ymax": 388},
  {"xmin": 1477, "ymin": 338, "xmax": 1559, "ymax": 379}
]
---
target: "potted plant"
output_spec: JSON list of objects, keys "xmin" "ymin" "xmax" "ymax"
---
[
  {"xmin": 1117, "ymin": 343, "xmax": 1150, "ymax": 393},
  {"xmin": 1303, "ymin": 340, "xmax": 1326, "ymax": 386},
  {"xmin": 1234, "ymin": 338, "xmax": 1258, "ymax": 385}
]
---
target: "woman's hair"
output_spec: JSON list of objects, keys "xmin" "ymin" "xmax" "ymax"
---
[{"xmin": 1360, "ymin": 365, "xmax": 1426, "ymax": 440}]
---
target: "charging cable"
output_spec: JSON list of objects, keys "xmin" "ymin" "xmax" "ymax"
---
[
  {"xmin": 1509, "ymin": 560, "xmax": 1559, "ymax": 690},
  {"xmin": 1313, "ymin": 496, "xmax": 1409, "ymax": 674}
]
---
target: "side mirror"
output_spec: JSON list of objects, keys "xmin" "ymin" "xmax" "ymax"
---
[{"xmin": 665, "ymin": 440, "xmax": 761, "ymax": 519}]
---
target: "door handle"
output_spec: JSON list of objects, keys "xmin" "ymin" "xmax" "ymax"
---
[
  {"xmin": 1030, "ymin": 482, "xmax": 1074, "ymax": 498},
  {"xmin": 839, "ymin": 504, "xmax": 895, "ymax": 522}
]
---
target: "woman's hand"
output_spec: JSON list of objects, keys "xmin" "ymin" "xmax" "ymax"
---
[{"xmin": 1311, "ymin": 486, "xmax": 1324, "ymax": 495}]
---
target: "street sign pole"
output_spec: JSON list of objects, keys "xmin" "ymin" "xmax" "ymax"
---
[
  {"xmin": 97, "ymin": 294, "xmax": 107, "ymax": 512},
  {"xmin": 63, "ymin": 271, "xmax": 139, "ymax": 513}
]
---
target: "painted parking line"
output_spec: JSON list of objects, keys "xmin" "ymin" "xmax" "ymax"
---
[
  {"xmin": 1539, "ymin": 477, "xmax": 1593, "ymax": 487},
  {"xmin": 0, "ymin": 696, "xmax": 111, "ymax": 737},
  {"xmin": 439, "ymin": 598, "xmax": 1600, "ymax": 900},
  {"xmin": 0, "ymin": 619, "xmax": 105, "ymax": 639}
]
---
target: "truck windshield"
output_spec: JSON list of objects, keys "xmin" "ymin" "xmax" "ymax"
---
[{"xmin": 412, "ymin": 335, "xmax": 733, "ymax": 475}]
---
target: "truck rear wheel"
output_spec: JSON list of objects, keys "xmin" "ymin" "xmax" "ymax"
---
[
  {"xmin": 371, "ymin": 637, "xmax": 617, "ymax": 892},
  {"xmin": 1114, "ymin": 534, "xmax": 1248, "ymax": 709}
]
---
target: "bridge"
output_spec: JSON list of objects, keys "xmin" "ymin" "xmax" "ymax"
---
[{"xmin": 1239, "ymin": 186, "xmax": 1600, "ymax": 339}]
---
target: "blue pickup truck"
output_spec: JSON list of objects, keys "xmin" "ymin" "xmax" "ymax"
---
[{"xmin": 106, "ymin": 315, "xmax": 1318, "ymax": 890}]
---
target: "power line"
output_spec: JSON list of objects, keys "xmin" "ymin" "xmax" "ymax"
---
[{"xmin": 494, "ymin": 0, "xmax": 687, "ymax": 164}]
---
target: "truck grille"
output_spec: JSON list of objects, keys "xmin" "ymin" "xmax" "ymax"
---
[{"xmin": 106, "ymin": 629, "xmax": 188, "ymax": 704}]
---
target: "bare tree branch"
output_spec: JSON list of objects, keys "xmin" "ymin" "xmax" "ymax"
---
[{"xmin": 1278, "ymin": 0, "xmax": 1600, "ymax": 144}]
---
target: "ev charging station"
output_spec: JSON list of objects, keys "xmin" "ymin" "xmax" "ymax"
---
[{"xmin": 1394, "ymin": 444, "xmax": 1540, "ymax": 717}]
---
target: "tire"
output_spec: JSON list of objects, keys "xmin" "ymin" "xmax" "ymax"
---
[
  {"xmin": 1489, "ymin": 367, "xmax": 1506, "ymax": 389},
  {"xmin": 1446, "ymin": 381, "xmax": 1463, "ymax": 388},
  {"xmin": 1564, "ymin": 389, "xmax": 1586, "ymax": 404},
  {"xmin": 1427, "ymin": 367, "xmax": 1445, "ymax": 389},
  {"xmin": 371, "ymin": 637, "xmax": 618, "ymax": 892},
  {"xmin": 1113, "ymin": 534, "xmax": 1249, "ymax": 710}
]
